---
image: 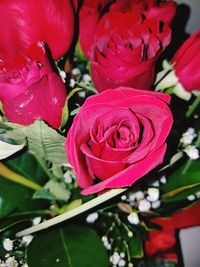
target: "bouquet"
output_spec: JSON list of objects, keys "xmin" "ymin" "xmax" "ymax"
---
[{"xmin": 0, "ymin": 0, "xmax": 199, "ymax": 266}]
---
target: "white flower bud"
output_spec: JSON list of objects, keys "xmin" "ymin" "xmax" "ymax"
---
[
  {"xmin": 138, "ymin": 200, "xmax": 151, "ymax": 212},
  {"xmin": 184, "ymin": 146, "xmax": 199, "ymax": 160},
  {"xmin": 127, "ymin": 212, "xmax": 139, "ymax": 225},
  {"xmin": 147, "ymin": 188, "xmax": 159, "ymax": 202},
  {"xmin": 86, "ymin": 212, "xmax": 98, "ymax": 224},
  {"xmin": 3, "ymin": 238, "xmax": 13, "ymax": 251}
]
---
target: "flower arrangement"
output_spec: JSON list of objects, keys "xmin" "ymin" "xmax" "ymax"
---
[{"xmin": 0, "ymin": 0, "xmax": 199, "ymax": 266}]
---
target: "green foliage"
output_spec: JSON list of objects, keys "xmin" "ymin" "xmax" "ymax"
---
[
  {"xmin": 6, "ymin": 120, "xmax": 67, "ymax": 166},
  {"xmin": 27, "ymin": 225, "xmax": 109, "ymax": 267}
]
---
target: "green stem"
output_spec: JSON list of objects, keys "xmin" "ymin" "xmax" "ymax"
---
[
  {"xmin": 0, "ymin": 163, "xmax": 41, "ymax": 191},
  {"xmin": 186, "ymin": 95, "xmax": 200, "ymax": 118},
  {"xmin": 16, "ymin": 188, "xmax": 127, "ymax": 237}
]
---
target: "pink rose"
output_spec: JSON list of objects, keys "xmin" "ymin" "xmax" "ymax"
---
[
  {"xmin": 0, "ymin": 42, "xmax": 66, "ymax": 128},
  {"xmin": 79, "ymin": 0, "xmax": 176, "ymax": 58},
  {"xmin": 79, "ymin": 0, "xmax": 176, "ymax": 92},
  {"xmin": 66, "ymin": 87, "xmax": 173, "ymax": 195},
  {"xmin": 0, "ymin": 0, "xmax": 75, "ymax": 60},
  {"xmin": 172, "ymin": 30, "xmax": 200, "ymax": 92}
]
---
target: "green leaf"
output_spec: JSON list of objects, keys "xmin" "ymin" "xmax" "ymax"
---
[
  {"xmin": 61, "ymin": 99, "xmax": 69, "ymax": 128},
  {"xmin": 128, "ymin": 230, "xmax": 143, "ymax": 259},
  {"xmin": 33, "ymin": 180, "xmax": 71, "ymax": 202},
  {"xmin": 0, "ymin": 176, "xmax": 31, "ymax": 217},
  {"xmin": 6, "ymin": 120, "xmax": 67, "ymax": 166},
  {"xmin": 161, "ymin": 160, "xmax": 200, "ymax": 198},
  {"xmin": 162, "ymin": 184, "xmax": 200, "ymax": 203},
  {"xmin": 0, "ymin": 152, "xmax": 47, "ymax": 217},
  {"xmin": 5, "ymin": 152, "xmax": 47, "ymax": 185},
  {"xmin": 27, "ymin": 225, "xmax": 109, "ymax": 267}
]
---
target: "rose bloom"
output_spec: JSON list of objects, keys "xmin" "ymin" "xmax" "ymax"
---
[
  {"xmin": 172, "ymin": 30, "xmax": 200, "ymax": 93},
  {"xmin": 80, "ymin": 0, "xmax": 176, "ymax": 58},
  {"xmin": 0, "ymin": 42, "xmax": 66, "ymax": 128},
  {"xmin": 66, "ymin": 87, "xmax": 173, "ymax": 195},
  {"xmin": 80, "ymin": 0, "xmax": 176, "ymax": 92},
  {"xmin": 0, "ymin": 0, "xmax": 75, "ymax": 60},
  {"xmin": 145, "ymin": 230, "xmax": 176, "ymax": 256}
]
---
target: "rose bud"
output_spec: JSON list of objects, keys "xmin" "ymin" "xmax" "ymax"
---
[
  {"xmin": 80, "ymin": 0, "xmax": 176, "ymax": 58},
  {"xmin": 0, "ymin": 0, "xmax": 75, "ymax": 60},
  {"xmin": 66, "ymin": 87, "xmax": 173, "ymax": 195},
  {"xmin": 0, "ymin": 42, "xmax": 66, "ymax": 128},
  {"xmin": 88, "ymin": 10, "xmax": 173, "ymax": 92},
  {"xmin": 156, "ymin": 30, "xmax": 200, "ymax": 100}
]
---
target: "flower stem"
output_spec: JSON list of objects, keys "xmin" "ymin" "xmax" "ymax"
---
[
  {"xmin": 186, "ymin": 95, "xmax": 200, "ymax": 118},
  {"xmin": 16, "ymin": 188, "xmax": 127, "ymax": 237},
  {"xmin": 0, "ymin": 163, "xmax": 42, "ymax": 191}
]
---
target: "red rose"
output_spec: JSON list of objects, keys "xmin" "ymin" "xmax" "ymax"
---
[
  {"xmin": 0, "ymin": 42, "xmax": 66, "ymax": 128},
  {"xmin": 145, "ymin": 230, "xmax": 176, "ymax": 256},
  {"xmin": 80, "ymin": 0, "xmax": 176, "ymax": 92},
  {"xmin": 0, "ymin": 0, "xmax": 75, "ymax": 60},
  {"xmin": 80, "ymin": 0, "xmax": 176, "ymax": 58},
  {"xmin": 172, "ymin": 30, "xmax": 200, "ymax": 93},
  {"xmin": 66, "ymin": 87, "xmax": 173, "ymax": 195}
]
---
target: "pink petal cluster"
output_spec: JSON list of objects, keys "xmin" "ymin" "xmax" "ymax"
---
[
  {"xmin": 79, "ymin": 0, "xmax": 176, "ymax": 91},
  {"xmin": 66, "ymin": 87, "xmax": 173, "ymax": 195},
  {"xmin": 0, "ymin": 0, "xmax": 75, "ymax": 60},
  {"xmin": 0, "ymin": 42, "xmax": 66, "ymax": 128}
]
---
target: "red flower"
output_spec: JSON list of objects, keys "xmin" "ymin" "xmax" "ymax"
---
[
  {"xmin": 0, "ymin": 42, "xmax": 66, "ymax": 128},
  {"xmin": 145, "ymin": 230, "xmax": 176, "ymax": 256},
  {"xmin": 172, "ymin": 30, "xmax": 200, "ymax": 92},
  {"xmin": 66, "ymin": 87, "xmax": 173, "ymax": 195},
  {"xmin": 80, "ymin": 0, "xmax": 176, "ymax": 91},
  {"xmin": 0, "ymin": 0, "xmax": 75, "ymax": 60}
]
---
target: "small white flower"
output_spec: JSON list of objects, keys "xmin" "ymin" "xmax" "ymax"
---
[
  {"xmin": 118, "ymin": 259, "xmax": 126, "ymax": 267},
  {"xmin": 127, "ymin": 212, "xmax": 139, "ymax": 225},
  {"xmin": 21, "ymin": 264, "xmax": 28, "ymax": 267},
  {"xmin": 138, "ymin": 200, "xmax": 151, "ymax": 212},
  {"xmin": 56, "ymin": 259, "xmax": 60, "ymax": 263},
  {"xmin": 82, "ymin": 74, "xmax": 91, "ymax": 84},
  {"xmin": 64, "ymin": 171, "xmax": 73, "ymax": 184},
  {"xmin": 102, "ymin": 236, "xmax": 108, "ymax": 242},
  {"xmin": 187, "ymin": 195, "xmax": 195, "ymax": 201},
  {"xmin": 147, "ymin": 188, "xmax": 159, "ymax": 202},
  {"xmin": 78, "ymin": 91, "xmax": 86, "ymax": 98},
  {"xmin": 160, "ymin": 175, "xmax": 167, "ymax": 184},
  {"xmin": 150, "ymin": 180, "xmax": 160, "ymax": 187},
  {"xmin": 135, "ymin": 191, "xmax": 144, "ymax": 201},
  {"xmin": 127, "ymin": 193, "xmax": 136, "ymax": 202},
  {"xmin": 152, "ymin": 200, "xmax": 161, "ymax": 209},
  {"xmin": 59, "ymin": 70, "xmax": 66, "ymax": 83},
  {"xmin": 110, "ymin": 252, "xmax": 120, "ymax": 265},
  {"xmin": 121, "ymin": 195, "xmax": 127, "ymax": 201},
  {"xmin": 69, "ymin": 78, "xmax": 75, "ymax": 88},
  {"xmin": 128, "ymin": 263, "xmax": 133, "ymax": 267},
  {"xmin": 86, "ymin": 212, "xmax": 98, "ymax": 224},
  {"xmin": 32, "ymin": 217, "xmax": 41, "ymax": 226},
  {"xmin": 120, "ymin": 252, "xmax": 125, "ymax": 258},
  {"xmin": 195, "ymin": 191, "xmax": 200, "ymax": 198},
  {"xmin": 22, "ymin": 235, "xmax": 34, "ymax": 246},
  {"xmin": 3, "ymin": 238, "xmax": 13, "ymax": 251},
  {"xmin": 72, "ymin": 68, "xmax": 81, "ymax": 76},
  {"xmin": 128, "ymin": 231, "xmax": 133, "ymax": 237},
  {"xmin": 184, "ymin": 146, "xmax": 199, "ymax": 160},
  {"xmin": 180, "ymin": 128, "xmax": 197, "ymax": 145},
  {"xmin": 5, "ymin": 257, "xmax": 18, "ymax": 267}
]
